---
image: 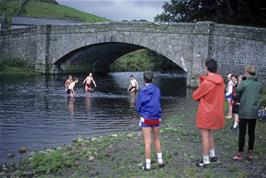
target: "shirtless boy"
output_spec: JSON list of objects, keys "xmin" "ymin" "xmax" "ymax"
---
[
  {"xmin": 68, "ymin": 78, "xmax": 79, "ymax": 97},
  {"xmin": 128, "ymin": 75, "xmax": 139, "ymax": 94},
  {"xmin": 83, "ymin": 73, "xmax": 97, "ymax": 92},
  {"xmin": 65, "ymin": 75, "xmax": 73, "ymax": 94}
]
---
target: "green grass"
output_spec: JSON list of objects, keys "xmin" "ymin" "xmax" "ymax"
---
[
  {"xmin": 0, "ymin": 0, "xmax": 109, "ymax": 27},
  {"xmin": 0, "ymin": 57, "xmax": 40, "ymax": 75},
  {"xmin": 20, "ymin": 0, "xmax": 109, "ymax": 22}
]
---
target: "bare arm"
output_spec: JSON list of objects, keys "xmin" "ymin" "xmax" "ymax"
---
[
  {"xmin": 136, "ymin": 80, "xmax": 139, "ymax": 90},
  {"xmin": 92, "ymin": 78, "xmax": 96, "ymax": 87},
  {"xmin": 83, "ymin": 77, "xmax": 88, "ymax": 84}
]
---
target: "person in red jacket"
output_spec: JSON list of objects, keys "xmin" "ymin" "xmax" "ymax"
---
[{"xmin": 192, "ymin": 58, "xmax": 225, "ymax": 167}]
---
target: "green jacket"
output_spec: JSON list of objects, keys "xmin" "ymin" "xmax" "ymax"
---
[{"xmin": 236, "ymin": 76, "xmax": 263, "ymax": 119}]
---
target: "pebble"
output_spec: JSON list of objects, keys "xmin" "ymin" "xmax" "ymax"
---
[
  {"xmin": 91, "ymin": 137, "xmax": 97, "ymax": 142},
  {"xmin": 18, "ymin": 147, "xmax": 28, "ymax": 154}
]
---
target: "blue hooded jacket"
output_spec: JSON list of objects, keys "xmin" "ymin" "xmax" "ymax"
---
[{"xmin": 136, "ymin": 83, "xmax": 161, "ymax": 119}]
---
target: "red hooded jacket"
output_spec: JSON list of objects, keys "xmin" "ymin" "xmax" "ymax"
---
[{"xmin": 192, "ymin": 73, "xmax": 225, "ymax": 129}]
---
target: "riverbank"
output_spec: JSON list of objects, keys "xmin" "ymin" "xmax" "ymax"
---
[
  {"xmin": 1, "ymin": 106, "xmax": 265, "ymax": 178},
  {"xmin": 0, "ymin": 57, "xmax": 40, "ymax": 75}
]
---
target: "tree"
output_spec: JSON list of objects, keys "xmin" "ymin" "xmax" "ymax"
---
[{"xmin": 155, "ymin": 0, "xmax": 266, "ymax": 27}]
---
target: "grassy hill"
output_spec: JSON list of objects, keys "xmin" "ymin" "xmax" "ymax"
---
[{"xmin": 0, "ymin": 0, "xmax": 109, "ymax": 26}]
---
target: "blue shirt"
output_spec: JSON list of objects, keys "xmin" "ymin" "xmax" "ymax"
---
[{"xmin": 136, "ymin": 83, "xmax": 161, "ymax": 119}]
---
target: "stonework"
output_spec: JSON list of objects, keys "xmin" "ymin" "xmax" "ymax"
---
[{"xmin": 0, "ymin": 21, "xmax": 265, "ymax": 85}]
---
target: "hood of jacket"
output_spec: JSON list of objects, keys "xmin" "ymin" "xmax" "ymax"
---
[
  {"xmin": 141, "ymin": 83, "xmax": 157, "ymax": 95},
  {"xmin": 204, "ymin": 73, "xmax": 224, "ymax": 85}
]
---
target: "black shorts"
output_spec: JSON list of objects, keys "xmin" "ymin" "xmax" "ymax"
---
[
  {"xmin": 232, "ymin": 104, "xmax": 239, "ymax": 114},
  {"xmin": 66, "ymin": 89, "xmax": 71, "ymax": 94}
]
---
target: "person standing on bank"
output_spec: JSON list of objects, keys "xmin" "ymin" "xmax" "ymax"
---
[
  {"xmin": 233, "ymin": 66, "xmax": 263, "ymax": 161},
  {"xmin": 136, "ymin": 71, "xmax": 164, "ymax": 170},
  {"xmin": 192, "ymin": 58, "xmax": 225, "ymax": 167},
  {"xmin": 225, "ymin": 74, "xmax": 234, "ymax": 119},
  {"xmin": 231, "ymin": 75, "xmax": 240, "ymax": 131}
]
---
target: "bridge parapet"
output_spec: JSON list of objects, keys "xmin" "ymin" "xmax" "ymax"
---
[{"xmin": 0, "ymin": 22, "xmax": 266, "ymax": 84}]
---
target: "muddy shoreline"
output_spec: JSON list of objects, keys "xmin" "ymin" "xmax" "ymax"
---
[{"xmin": 1, "ymin": 108, "xmax": 266, "ymax": 177}]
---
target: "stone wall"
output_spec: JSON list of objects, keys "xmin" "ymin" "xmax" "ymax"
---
[{"xmin": 210, "ymin": 23, "xmax": 266, "ymax": 81}]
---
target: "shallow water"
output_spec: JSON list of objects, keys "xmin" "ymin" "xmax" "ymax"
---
[{"xmin": 0, "ymin": 72, "xmax": 195, "ymax": 164}]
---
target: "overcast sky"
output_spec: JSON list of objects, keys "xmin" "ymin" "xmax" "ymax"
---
[{"xmin": 56, "ymin": 0, "xmax": 170, "ymax": 22}]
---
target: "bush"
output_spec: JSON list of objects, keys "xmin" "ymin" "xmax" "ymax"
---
[
  {"xmin": 109, "ymin": 49, "xmax": 181, "ymax": 72},
  {"xmin": 0, "ymin": 57, "xmax": 38, "ymax": 75}
]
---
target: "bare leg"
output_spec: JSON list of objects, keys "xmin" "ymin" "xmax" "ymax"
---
[
  {"xmin": 142, "ymin": 127, "xmax": 152, "ymax": 159},
  {"xmin": 200, "ymin": 129, "xmax": 210, "ymax": 155},
  {"xmin": 152, "ymin": 127, "xmax": 161, "ymax": 153},
  {"xmin": 208, "ymin": 130, "xmax": 214, "ymax": 150},
  {"xmin": 227, "ymin": 99, "xmax": 232, "ymax": 118}
]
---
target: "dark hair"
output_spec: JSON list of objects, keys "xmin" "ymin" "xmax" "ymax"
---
[
  {"xmin": 205, "ymin": 58, "xmax": 217, "ymax": 73},
  {"xmin": 143, "ymin": 71, "xmax": 153, "ymax": 83},
  {"xmin": 130, "ymin": 75, "xmax": 134, "ymax": 78}
]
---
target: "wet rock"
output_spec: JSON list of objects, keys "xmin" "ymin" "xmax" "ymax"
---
[
  {"xmin": 88, "ymin": 155, "xmax": 95, "ymax": 161},
  {"xmin": 127, "ymin": 133, "xmax": 134, "ymax": 138},
  {"xmin": 91, "ymin": 137, "xmax": 97, "ymax": 142},
  {"xmin": 18, "ymin": 147, "xmax": 28, "ymax": 154},
  {"xmin": 46, "ymin": 148, "xmax": 53, "ymax": 153},
  {"xmin": 73, "ymin": 136, "xmax": 84, "ymax": 143},
  {"xmin": 22, "ymin": 171, "xmax": 34, "ymax": 177},
  {"xmin": 7, "ymin": 153, "xmax": 15, "ymax": 158},
  {"xmin": 1, "ymin": 165, "xmax": 7, "ymax": 171},
  {"xmin": 111, "ymin": 134, "xmax": 118, "ymax": 137}
]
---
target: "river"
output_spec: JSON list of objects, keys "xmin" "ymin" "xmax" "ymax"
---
[{"xmin": 0, "ymin": 72, "xmax": 196, "ymax": 165}]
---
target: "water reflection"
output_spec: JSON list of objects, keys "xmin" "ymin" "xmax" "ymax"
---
[
  {"xmin": 129, "ymin": 92, "xmax": 136, "ymax": 109},
  {"xmin": 67, "ymin": 97, "xmax": 75, "ymax": 117},
  {"xmin": 84, "ymin": 93, "xmax": 92, "ymax": 112}
]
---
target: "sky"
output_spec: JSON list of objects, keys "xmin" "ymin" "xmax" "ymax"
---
[{"xmin": 56, "ymin": 0, "xmax": 170, "ymax": 22}]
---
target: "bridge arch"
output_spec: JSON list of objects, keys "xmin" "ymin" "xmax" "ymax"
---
[{"xmin": 54, "ymin": 42, "xmax": 186, "ymax": 73}]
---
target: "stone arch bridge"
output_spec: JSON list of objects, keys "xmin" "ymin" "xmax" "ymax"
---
[{"xmin": 0, "ymin": 21, "xmax": 266, "ymax": 83}]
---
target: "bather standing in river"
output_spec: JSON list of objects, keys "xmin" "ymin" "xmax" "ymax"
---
[
  {"xmin": 128, "ymin": 75, "xmax": 139, "ymax": 108},
  {"xmin": 83, "ymin": 73, "xmax": 97, "ymax": 92},
  {"xmin": 64, "ymin": 75, "xmax": 73, "ymax": 94}
]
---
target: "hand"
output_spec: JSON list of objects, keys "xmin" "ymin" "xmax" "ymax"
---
[{"xmin": 238, "ymin": 75, "xmax": 243, "ymax": 81}]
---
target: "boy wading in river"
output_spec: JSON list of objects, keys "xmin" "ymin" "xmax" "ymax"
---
[
  {"xmin": 136, "ymin": 71, "xmax": 164, "ymax": 170},
  {"xmin": 192, "ymin": 58, "xmax": 225, "ymax": 168}
]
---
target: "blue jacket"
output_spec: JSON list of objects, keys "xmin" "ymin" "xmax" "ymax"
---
[{"xmin": 136, "ymin": 83, "xmax": 161, "ymax": 119}]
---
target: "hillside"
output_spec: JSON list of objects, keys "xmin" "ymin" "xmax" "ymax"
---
[{"xmin": 0, "ymin": 0, "xmax": 109, "ymax": 26}]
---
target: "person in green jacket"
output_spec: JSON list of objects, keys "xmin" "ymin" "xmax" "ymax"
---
[{"xmin": 233, "ymin": 66, "xmax": 263, "ymax": 161}]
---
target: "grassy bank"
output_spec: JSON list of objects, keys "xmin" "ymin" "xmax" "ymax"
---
[
  {"xmin": 19, "ymin": 0, "xmax": 109, "ymax": 22},
  {"xmin": 109, "ymin": 49, "xmax": 183, "ymax": 72},
  {"xmin": 0, "ymin": 57, "xmax": 40, "ymax": 75},
  {"xmin": 1, "ymin": 103, "xmax": 266, "ymax": 177},
  {"xmin": 0, "ymin": 0, "xmax": 108, "ymax": 27}
]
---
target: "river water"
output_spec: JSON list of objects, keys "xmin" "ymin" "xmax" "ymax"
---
[{"xmin": 0, "ymin": 72, "xmax": 196, "ymax": 164}]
